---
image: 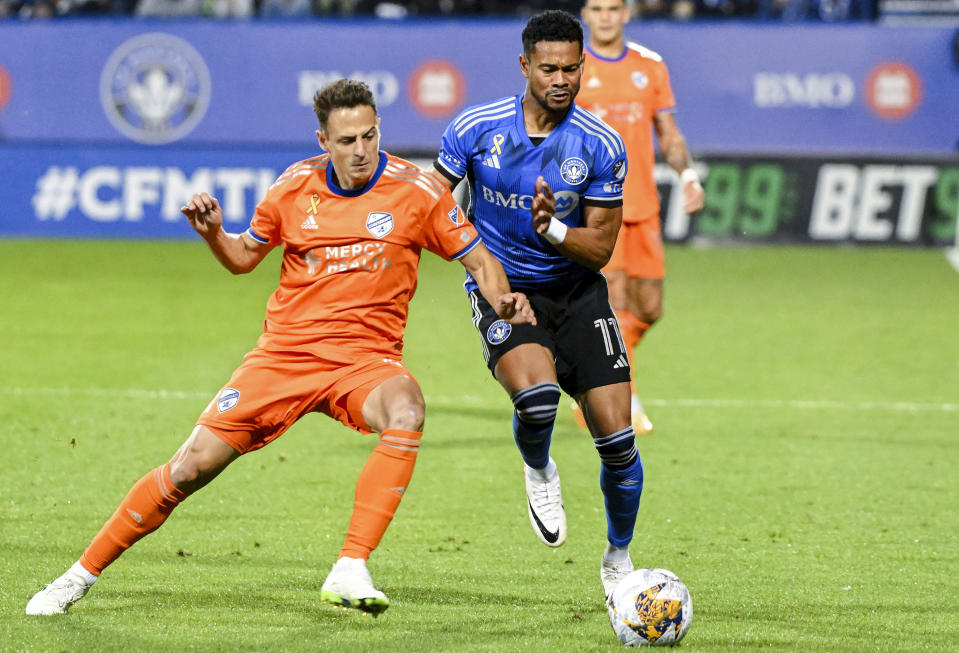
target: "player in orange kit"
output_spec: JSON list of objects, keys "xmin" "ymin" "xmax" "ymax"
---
[
  {"xmin": 26, "ymin": 79, "xmax": 534, "ymax": 618},
  {"xmin": 576, "ymin": 0, "xmax": 704, "ymax": 434}
]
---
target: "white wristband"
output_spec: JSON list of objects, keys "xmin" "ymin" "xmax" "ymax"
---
[
  {"xmin": 542, "ymin": 217, "xmax": 568, "ymax": 245},
  {"xmin": 680, "ymin": 168, "xmax": 700, "ymax": 186}
]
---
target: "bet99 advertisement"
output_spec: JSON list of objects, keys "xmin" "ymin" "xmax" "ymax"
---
[
  {"xmin": 656, "ymin": 155, "xmax": 958, "ymax": 246},
  {"xmin": 1, "ymin": 143, "xmax": 956, "ymax": 246}
]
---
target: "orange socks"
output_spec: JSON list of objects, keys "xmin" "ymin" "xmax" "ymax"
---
[
  {"xmin": 339, "ymin": 429, "xmax": 422, "ymax": 560},
  {"xmin": 616, "ymin": 310, "xmax": 651, "ymax": 395},
  {"xmin": 80, "ymin": 463, "xmax": 186, "ymax": 575}
]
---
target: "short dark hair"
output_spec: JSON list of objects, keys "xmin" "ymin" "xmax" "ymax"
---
[
  {"xmin": 521, "ymin": 10, "xmax": 583, "ymax": 58},
  {"xmin": 312, "ymin": 79, "xmax": 377, "ymax": 130}
]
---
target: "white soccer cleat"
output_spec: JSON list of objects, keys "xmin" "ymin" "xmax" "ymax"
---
[
  {"xmin": 320, "ymin": 557, "xmax": 390, "ymax": 616},
  {"xmin": 26, "ymin": 570, "xmax": 92, "ymax": 616},
  {"xmin": 630, "ymin": 395, "xmax": 653, "ymax": 435},
  {"xmin": 601, "ymin": 553, "xmax": 635, "ymax": 599},
  {"xmin": 632, "ymin": 412, "xmax": 654, "ymax": 435},
  {"xmin": 524, "ymin": 458, "xmax": 567, "ymax": 547}
]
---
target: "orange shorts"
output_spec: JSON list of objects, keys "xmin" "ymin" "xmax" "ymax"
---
[
  {"xmin": 196, "ymin": 347, "xmax": 413, "ymax": 454},
  {"xmin": 605, "ymin": 219, "xmax": 665, "ymax": 279}
]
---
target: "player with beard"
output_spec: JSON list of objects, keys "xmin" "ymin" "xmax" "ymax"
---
[{"xmin": 432, "ymin": 10, "xmax": 642, "ymax": 597}]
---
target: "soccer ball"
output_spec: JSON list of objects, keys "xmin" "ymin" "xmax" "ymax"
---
[{"xmin": 607, "ymin": 568, "xmax": 693, "ymax": 647}]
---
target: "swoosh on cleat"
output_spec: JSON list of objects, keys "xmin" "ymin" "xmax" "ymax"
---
[{"xmin": 528, "ymin": 499, "xmax": 560, "ymax": 544}]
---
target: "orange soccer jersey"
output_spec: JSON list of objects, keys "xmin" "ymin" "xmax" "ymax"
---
[
  {"xmin": 246, "ymin": 151, "xmax": 480, "ymax": 359},
  {"xmin": 578, "ymin": 42, "xmax": 676, "ymax": 225}
]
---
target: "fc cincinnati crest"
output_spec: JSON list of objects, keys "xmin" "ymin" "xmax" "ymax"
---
[
  {"xmin": 560, "ymin": 157, "xmax": 588, "ymax": 185},
  {"xmin": 486, "ymin": 319, "xmax": 512, "ymax": 345},
  {"xmin": 366, "ymin": 212, "xmax": 394, "ymax": 238},
  {"xmin": 631, "ymin": 71, "xmax": 649, "ymax": 89},
  {"xmin": 100, "ymin": 33, "xmax": 211, "ymax": 145},
  {"xmin": 217, "ymin": 388, "xmax": 240, "ymax": 413},
  {"xmin": 447, "ymin": 206, "xmax": 465, "ymax": 226}
]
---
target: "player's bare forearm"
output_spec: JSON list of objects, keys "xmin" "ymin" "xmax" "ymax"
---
[
  {"xmin": 551, "ymin": 220, "xmax": 620, "ymax": 271},
  {"xmin": 655, "ymin": 112, "xmax": 693, "ymax": 174},
  {"xmin": 655, "ymin": 114, "xmax": 704, "ymax": 213},
  {"xmin": 203, "ymin": 230, "xmax": 266, "ymax": 275},
  {"xmin": 180, "ymin": 193, "xmax": 270, "ymax": 275},
  {"xmin": 532, "ymin": 177, "xmax": 619, "ymax": 271},
  {"xmin": 460, "ymin": 245, "xmax": 536, "ymax": 325}
]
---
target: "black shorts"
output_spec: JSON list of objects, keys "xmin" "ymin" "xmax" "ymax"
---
[{"xmin": 467, "ymin": 273, "xmax": 631, "ymax": 397}]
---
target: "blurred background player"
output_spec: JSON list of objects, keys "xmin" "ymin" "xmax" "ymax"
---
[
  {"xmin": 431, "ymin": 10, "xmax": 643, "ymax": 597},
  {"xmin": 26, "ymin": 79, "xmax": 534, "ymax": 617},
  {"xmin": 576, "ymin": 0, "xmax": 705, "ymax": 434}
]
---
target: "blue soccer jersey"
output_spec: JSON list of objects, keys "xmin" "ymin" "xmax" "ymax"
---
[{"xmin": 435, "ymin": 94, "xmax": 627, "ymax": 291}]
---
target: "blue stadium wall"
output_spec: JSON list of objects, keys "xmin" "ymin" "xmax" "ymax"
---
[{"xmin": 0, "ymin": 19, "xmax": 956, "ymax": 243}]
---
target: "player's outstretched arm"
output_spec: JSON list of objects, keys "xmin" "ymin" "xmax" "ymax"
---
[
  {"xmin": 654, "ymin": 112, "xmax": 704, "ymax": 214},
  {"xmin": 181, "ymin": 192, "xmax": 272, "ymax": 275},
  {"xmin": 460, "ymin": 244, "xmax": 536, "ymax": 326},
  {"xmin": 531, "ymin": 176, "xmax": 621, "ymax": 272}
]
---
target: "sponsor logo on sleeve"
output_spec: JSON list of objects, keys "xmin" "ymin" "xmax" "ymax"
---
[
  {"xmin": 612, "ymin": 159, "xmax": 627, "ymax": 180},
  {"xmin": 448, "ymin": 206, "xmax": 465, "ymax": 226}
]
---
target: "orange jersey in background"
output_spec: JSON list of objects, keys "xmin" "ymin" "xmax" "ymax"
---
[
  {"xmin": 247, "ymin": 151, "xmax": 480, "ymax": 360},
  {"xmin": 578, "ymin": 42, "xmax": 676, "ymax": 225}
]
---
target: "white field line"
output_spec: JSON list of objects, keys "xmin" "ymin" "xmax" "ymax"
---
[
  {"xmin": 946, "ymin": 247, "xmax": 959, "ymax": 275},
  {"xmin": 5, "ymin": 386, "xmax": 957, "ymax": 413}
]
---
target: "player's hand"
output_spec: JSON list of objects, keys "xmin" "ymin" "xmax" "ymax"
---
[
  {"xmin": 531, "ymin": 176, "xmax": 556, "ymax": 234},
  {"xmin": 682, "ymin": 178, "xmax": 705, "ymax": 214},
  {"xmin": 181, "ymin": 193, "xmax": 223, "ymax": 241},
  {"xmin": 495, "ymin": 292, "xmax": 537, "ymax": 326}
]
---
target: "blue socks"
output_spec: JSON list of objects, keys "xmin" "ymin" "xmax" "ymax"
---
[
  {"xmin": 510, "ymin": 383, "xmax": 561, "ymax": 470},
  {"xmin": 595, "ymin": 427, "xmax": 643, "ymax": 546}
]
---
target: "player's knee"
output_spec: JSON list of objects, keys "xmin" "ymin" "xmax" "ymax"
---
[
  {"xmin": 168, "ymin": 457, "xmax": 213, "ymax": 494},
  {"xmin": 635, "ymin": 304, "xmax": 661, "ymax": 326},
  {"xmin": 511, "ymin": 382, "xmax": 561, "ymax": 425},
  {"xmin": 384, "ymin": 398, "xmax": 425, "ymax": 432}
]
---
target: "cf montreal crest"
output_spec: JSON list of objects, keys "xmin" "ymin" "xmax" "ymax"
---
[
  {"xmin": 100, "ymin": 33, "xmax": 211, "ymax": 145},
  {"xmin": 486, "ymin": 319, "xmax": 512, "ymax": 345},
  {"xmin": 560, "ymin": 157, "xmax": 588, "ymax": 185}
]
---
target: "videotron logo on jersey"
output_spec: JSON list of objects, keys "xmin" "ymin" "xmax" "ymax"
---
[
  {"xmin": 560, "ymin": 158, "xmax": 588, "ymax": 185},
  {"xmin": 100, "ymin": 33, "xmax": 212, "ymax": 145},
  {"xmin": 366, "ymin": 212, "xmax": 394, "ymax": 238}
]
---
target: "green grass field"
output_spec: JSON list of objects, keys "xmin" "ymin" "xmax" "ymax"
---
[{"xmin": 1, "ymin": 240, "xmax": 957, "ymax": 652}]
